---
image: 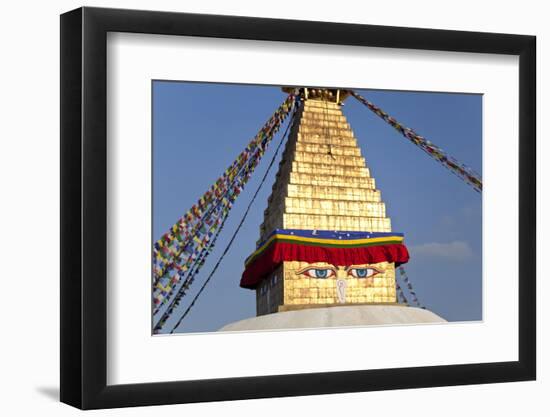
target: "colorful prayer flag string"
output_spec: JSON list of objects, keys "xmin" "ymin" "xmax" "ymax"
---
[
  {"xmin": 395, "ymin": 280, "xmax": 409, "ymax": 305},
  {"xmin": 152, "ymin": 96, "xmax": 297, "ymax": 332},
  {"xmin": 165, "ymin": 105, "xmax": 299, "ymax": 334},
  {"xmin": 397, "ymin": 266, "xmax": 424, "ymax": 309},
  {"xmin": 153, "ymin": 147, "xmax": 268, "ymax": 315},
  {"xmin": 350, "ymin": 91, "xmax": 482, "ymax": 193},
  {"xmin": 153, "ymin": 94, "xmax": 296, "ymax": 287},
  {"xmin": 151, "ymin": 94, "xmax": 296, "ymax": 313}
]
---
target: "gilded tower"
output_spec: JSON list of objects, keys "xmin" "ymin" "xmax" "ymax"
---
[{"xmin": 240, "ymin": 88, "xmax": 409, "ymax": 316}]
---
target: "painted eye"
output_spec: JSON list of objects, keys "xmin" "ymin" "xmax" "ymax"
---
[
  {"xmin": 348, "ymin": 268, "xmax": 378, "ymax": 278},
  {"xmin": 303, "ymin": 268, "xmax": 335, "ymax": 279}
]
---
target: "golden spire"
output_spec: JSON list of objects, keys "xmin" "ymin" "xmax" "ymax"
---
[{"xmin": 252, "ymin": 88, "xmax": 398, "ymax": 315}]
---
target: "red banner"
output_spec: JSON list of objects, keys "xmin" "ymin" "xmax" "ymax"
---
[{"xmin": 241, "ymin": 241, "xmax": 409, "ymax": 289}]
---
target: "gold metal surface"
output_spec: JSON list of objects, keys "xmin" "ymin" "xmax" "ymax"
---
[{"xmin": 252, "ymin": 93, "xmax": 398, "ymax": 316}]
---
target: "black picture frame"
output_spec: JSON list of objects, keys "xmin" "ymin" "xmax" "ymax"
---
[{"xmin": 60, "ymin": 6, "xmax": 536, "ymax": 410}]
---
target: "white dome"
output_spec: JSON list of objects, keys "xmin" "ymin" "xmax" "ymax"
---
[{"xmin": 219, "ymin": 304, "xmax": 446, "ymax": 332}]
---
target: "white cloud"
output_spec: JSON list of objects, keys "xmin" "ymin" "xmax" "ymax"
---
[
  {"xmin": 436, "ymin": 203, "xmax": 482, "ymax": 229},
  {"xmin": 409, "ymin": 241, "xmax": 474, "ymax": 261}
]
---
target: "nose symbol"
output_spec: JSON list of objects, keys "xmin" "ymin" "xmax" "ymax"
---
[{"xmin": 336, "ymin": 279, "xmax": 347, "ymax": 304}]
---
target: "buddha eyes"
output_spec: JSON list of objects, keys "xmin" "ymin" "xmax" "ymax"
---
[
  {"xmin": 299, "ymin": 267, "xmax": 381, "ymax": 279},
  {"xmin": 348, "ymin": 268, "xmax": 379, "ymax": 278},
  {"xmin": 302, "ymin": 268, "xmax": 335, "ymax": 278}
]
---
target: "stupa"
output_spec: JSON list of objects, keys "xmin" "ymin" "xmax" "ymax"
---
[{"xmin": 220, "ymin": 88, "xmax": 445, "ymax": 331}]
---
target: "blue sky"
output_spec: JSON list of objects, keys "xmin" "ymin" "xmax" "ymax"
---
[{"xmin": 153, "ymin": 81, "xmax": 482, "ymax": 334}]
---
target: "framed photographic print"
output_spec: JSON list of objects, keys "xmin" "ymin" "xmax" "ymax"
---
[{"xmin": 60, "ymin": 6, "xmax": 536, "ymax": 409}]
